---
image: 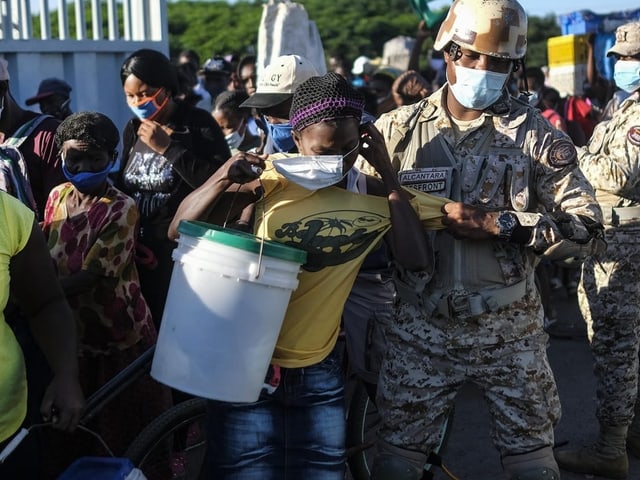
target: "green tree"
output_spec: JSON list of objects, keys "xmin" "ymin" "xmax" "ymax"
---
[
  {"xmin": 168, "ymin": 1, "xmax": 262, "ymax": 59},
  {"xmin": 166, "ymin": 1, "xmax": 562, "ymax": 70},
  {"xmin": 526, "ymin": 14, "xmax": 562, "ymax": 67},
  {"xmin": 31, "ymin": 1, "xmax": 564, "ymax": 70}
]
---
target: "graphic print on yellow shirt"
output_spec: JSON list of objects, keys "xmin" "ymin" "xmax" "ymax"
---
[
  {"xmin": 256, "ymin": 159, "xmax": 446, "ymax": 368},
  {"xmin": 273, "ymin": 207, "xmax": 389, "ymax": 272}
]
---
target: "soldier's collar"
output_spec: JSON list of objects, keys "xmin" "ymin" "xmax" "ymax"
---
[{"xmin": 416, "ymin": 86, "xmax": 446, "ymax": 122}]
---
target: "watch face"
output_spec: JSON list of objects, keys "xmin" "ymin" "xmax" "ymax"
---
[
  {"xmin": 500, "ymin": 212, "xmax": 517, "ymax": 230},
  {"xmin": 497, "ymin": 211, "xmax": 518, "ymax": 238}
]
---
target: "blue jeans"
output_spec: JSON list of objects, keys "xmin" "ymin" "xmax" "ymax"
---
[{"xmin": 205, "ymin": 349, "xmax": 346, "ymax": 479}]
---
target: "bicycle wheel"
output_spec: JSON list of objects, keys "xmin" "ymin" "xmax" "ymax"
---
[
  {"xmin": 346, "ymin": 381, "xmax": 453, "ymax": 480},
  {"xmin": 125, "ymin": 397, "xmax": 208, "ymax": 480}
]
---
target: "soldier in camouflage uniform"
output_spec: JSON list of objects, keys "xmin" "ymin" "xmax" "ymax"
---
[
  {"xmin": 554, "ymin": 21, "xmax": 640, "ymax": 480},
  {"xmin": 369, "ymin": 0, "xmax": 605, "ymax": 479}
]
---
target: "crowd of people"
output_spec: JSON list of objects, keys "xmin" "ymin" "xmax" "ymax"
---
[{"xmin": 0, "ymin": 0, "xmax": 639, "ymax": 479}]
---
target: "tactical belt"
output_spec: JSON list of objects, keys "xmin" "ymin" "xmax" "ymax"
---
[
  {"xmin": 396, "ymin": 277, "xmax": 528, "ymax": 320},
  {"xmin": 602, "ymin": 205, "xmax": 640, "ymax": 226}
]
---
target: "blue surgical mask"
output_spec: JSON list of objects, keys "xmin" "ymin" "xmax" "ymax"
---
[
  {"xmin": 448, "ymin": 65, "xmax": 510, "ymax": 110},
  {"xmin": 271, "ymin": 142, "xmax": 360, "ymax": 191},
  {"xmin": 614, "ymin": 60, "xmax": 640, "ymax": 94},
  {"xmin": 128, "ymin": 88, "xmax": 169, "ymax": 120},
  {"xmin": 62, "ymin": 159, "xmax": 113, "ymax": 194},
  {"xmin": 265, "ymin": 120, "xmax": 296, "ymax": 153}
]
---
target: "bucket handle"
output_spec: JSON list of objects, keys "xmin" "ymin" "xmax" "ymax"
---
[{"xmin": 223, "ymin": 180, "xmax": 266, "ymax": 280}]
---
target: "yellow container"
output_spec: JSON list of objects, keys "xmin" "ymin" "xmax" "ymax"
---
[{"xmin": 547, "ymin": 34, "xmax": 589, "ymax": 67}]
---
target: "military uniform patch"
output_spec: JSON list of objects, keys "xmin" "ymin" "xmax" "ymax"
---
[
  {"xmin": 548, "ymin": 139, "xmax": 577, "ymax": 167},
  {"xmin": 398, "ymin": 167, "xmax": 453, "ymax": 198},
  {"xmin": 627, "ymin": 126, "xmax": 640, "ymax": 146}
]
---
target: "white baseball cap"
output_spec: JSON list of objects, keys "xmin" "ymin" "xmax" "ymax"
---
[{"xmin": 241, "ymin": 55, "xmax": 318, "ymax": 109}]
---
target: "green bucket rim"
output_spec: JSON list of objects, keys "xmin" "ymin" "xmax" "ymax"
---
[{"xmin": 177, "ymin": 220, "xmax": 307, "ymax": 264}]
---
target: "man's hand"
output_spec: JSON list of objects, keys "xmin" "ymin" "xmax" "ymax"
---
[
  {"xmin": 359, "ymin": 123, "xmax": 394, "ymax": 178},
  {"xmin": 441, "ymin": 202, "xmax": 499, "ymax": 240},
  {"xmin": 223, "ymin": 152, "xmax": 266, "ymax": 184}
]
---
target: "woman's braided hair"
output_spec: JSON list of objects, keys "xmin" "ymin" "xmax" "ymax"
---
[{"xmin": 289, "ymin": 72, "xmax": 364, "ymax": 132}]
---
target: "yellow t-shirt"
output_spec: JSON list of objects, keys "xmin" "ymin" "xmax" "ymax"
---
[
  {"xmin": 0, "ymin": 192, "xmax": 35, "ymax": 442},
  {"xmin": 256, "ymin": 160, "xmax": 445, "ymax": 368}
]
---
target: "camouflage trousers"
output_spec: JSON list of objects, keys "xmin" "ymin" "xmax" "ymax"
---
[
  {"xmin": 578, "ymin": 230, "xmax": 640, "ymax": 426},
  {"xmin": 376, "ymin": 300, "xmax": 561, "ymax": 457}
]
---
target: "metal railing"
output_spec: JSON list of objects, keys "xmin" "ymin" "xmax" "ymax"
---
[
  {"xmin": 0, "ymin": 0, "xmax": 166, "ymax": 42},
  {"xmin": 0, "ymin": 0, "xmax": 169, "ymax": 135}
]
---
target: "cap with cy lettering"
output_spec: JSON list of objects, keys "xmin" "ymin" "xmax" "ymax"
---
[{"xmin": 240, "ymin": 55, "xmax": 318, "ymax": 109}]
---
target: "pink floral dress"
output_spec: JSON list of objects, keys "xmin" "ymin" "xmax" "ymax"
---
[
  {"xmin": 41, "ymin": 183, "xmax": 171, "ymax": 473},
  {"xmin": 42, "ymin": 182, "xmax": 154, "ymax": 355}
]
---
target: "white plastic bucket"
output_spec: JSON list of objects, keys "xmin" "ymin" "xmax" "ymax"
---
[{"xmin": 151, "ymin": 221, "xmax": 306, "ymax": 402}]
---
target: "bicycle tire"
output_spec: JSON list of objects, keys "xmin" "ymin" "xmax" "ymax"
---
[
  {"xmin": 346, "ymin": 380, "xmax": 454, "ymax": 480},
  {"xmin": 125, "ymin": 397, "xmax": 208, "ymax": 480}
]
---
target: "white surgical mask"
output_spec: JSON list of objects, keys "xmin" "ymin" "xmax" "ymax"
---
[
  {"xmin": 272, "ymin": 143, "xmax": 359, "ymax": 191},
  {"xmin": 448, "ymin": 65, "xmax": 510, "ymax": 110},
  {"xmin": 225, "ymin": 129, "xmax": 245, "ymax": 150}
]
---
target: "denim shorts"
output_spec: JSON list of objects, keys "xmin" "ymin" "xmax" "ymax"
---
[{"xmin": 205, "ymin": 348, "xmax": 346, "ymax": 479}]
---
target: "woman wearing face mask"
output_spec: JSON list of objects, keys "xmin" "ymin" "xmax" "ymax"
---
[
  {"xmin": 114, "ymin": 48, "xmax": 231, "ymax": 327},
  {"xmin": 212, "ymin": 90, "xmax": 262, "ymax": 154},
  {"xmin": 40, "ymin": 112, "xmax": 171, "ymax": 476},
  {"xmin": 168, "ymin": 72, "xmax": 446, "ymax": 479}
]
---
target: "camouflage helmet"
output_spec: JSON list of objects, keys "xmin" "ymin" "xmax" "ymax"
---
[{"xmin": 433, "ymin": 0, "xmax": 528, "ymax": 60}]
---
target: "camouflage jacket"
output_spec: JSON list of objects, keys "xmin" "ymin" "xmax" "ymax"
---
[
  {"xmin": 375, "ymin": 86, "xmax": 604, "ymax": 292},
  {"xmin": 579, "ymin": 92, "xmax": 640, "ymax": 217}
]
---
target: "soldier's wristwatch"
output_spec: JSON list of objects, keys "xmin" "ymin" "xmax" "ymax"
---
[{"xmin": 496, "ymin": 211, "xmax": 519, "ymax": 241}]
